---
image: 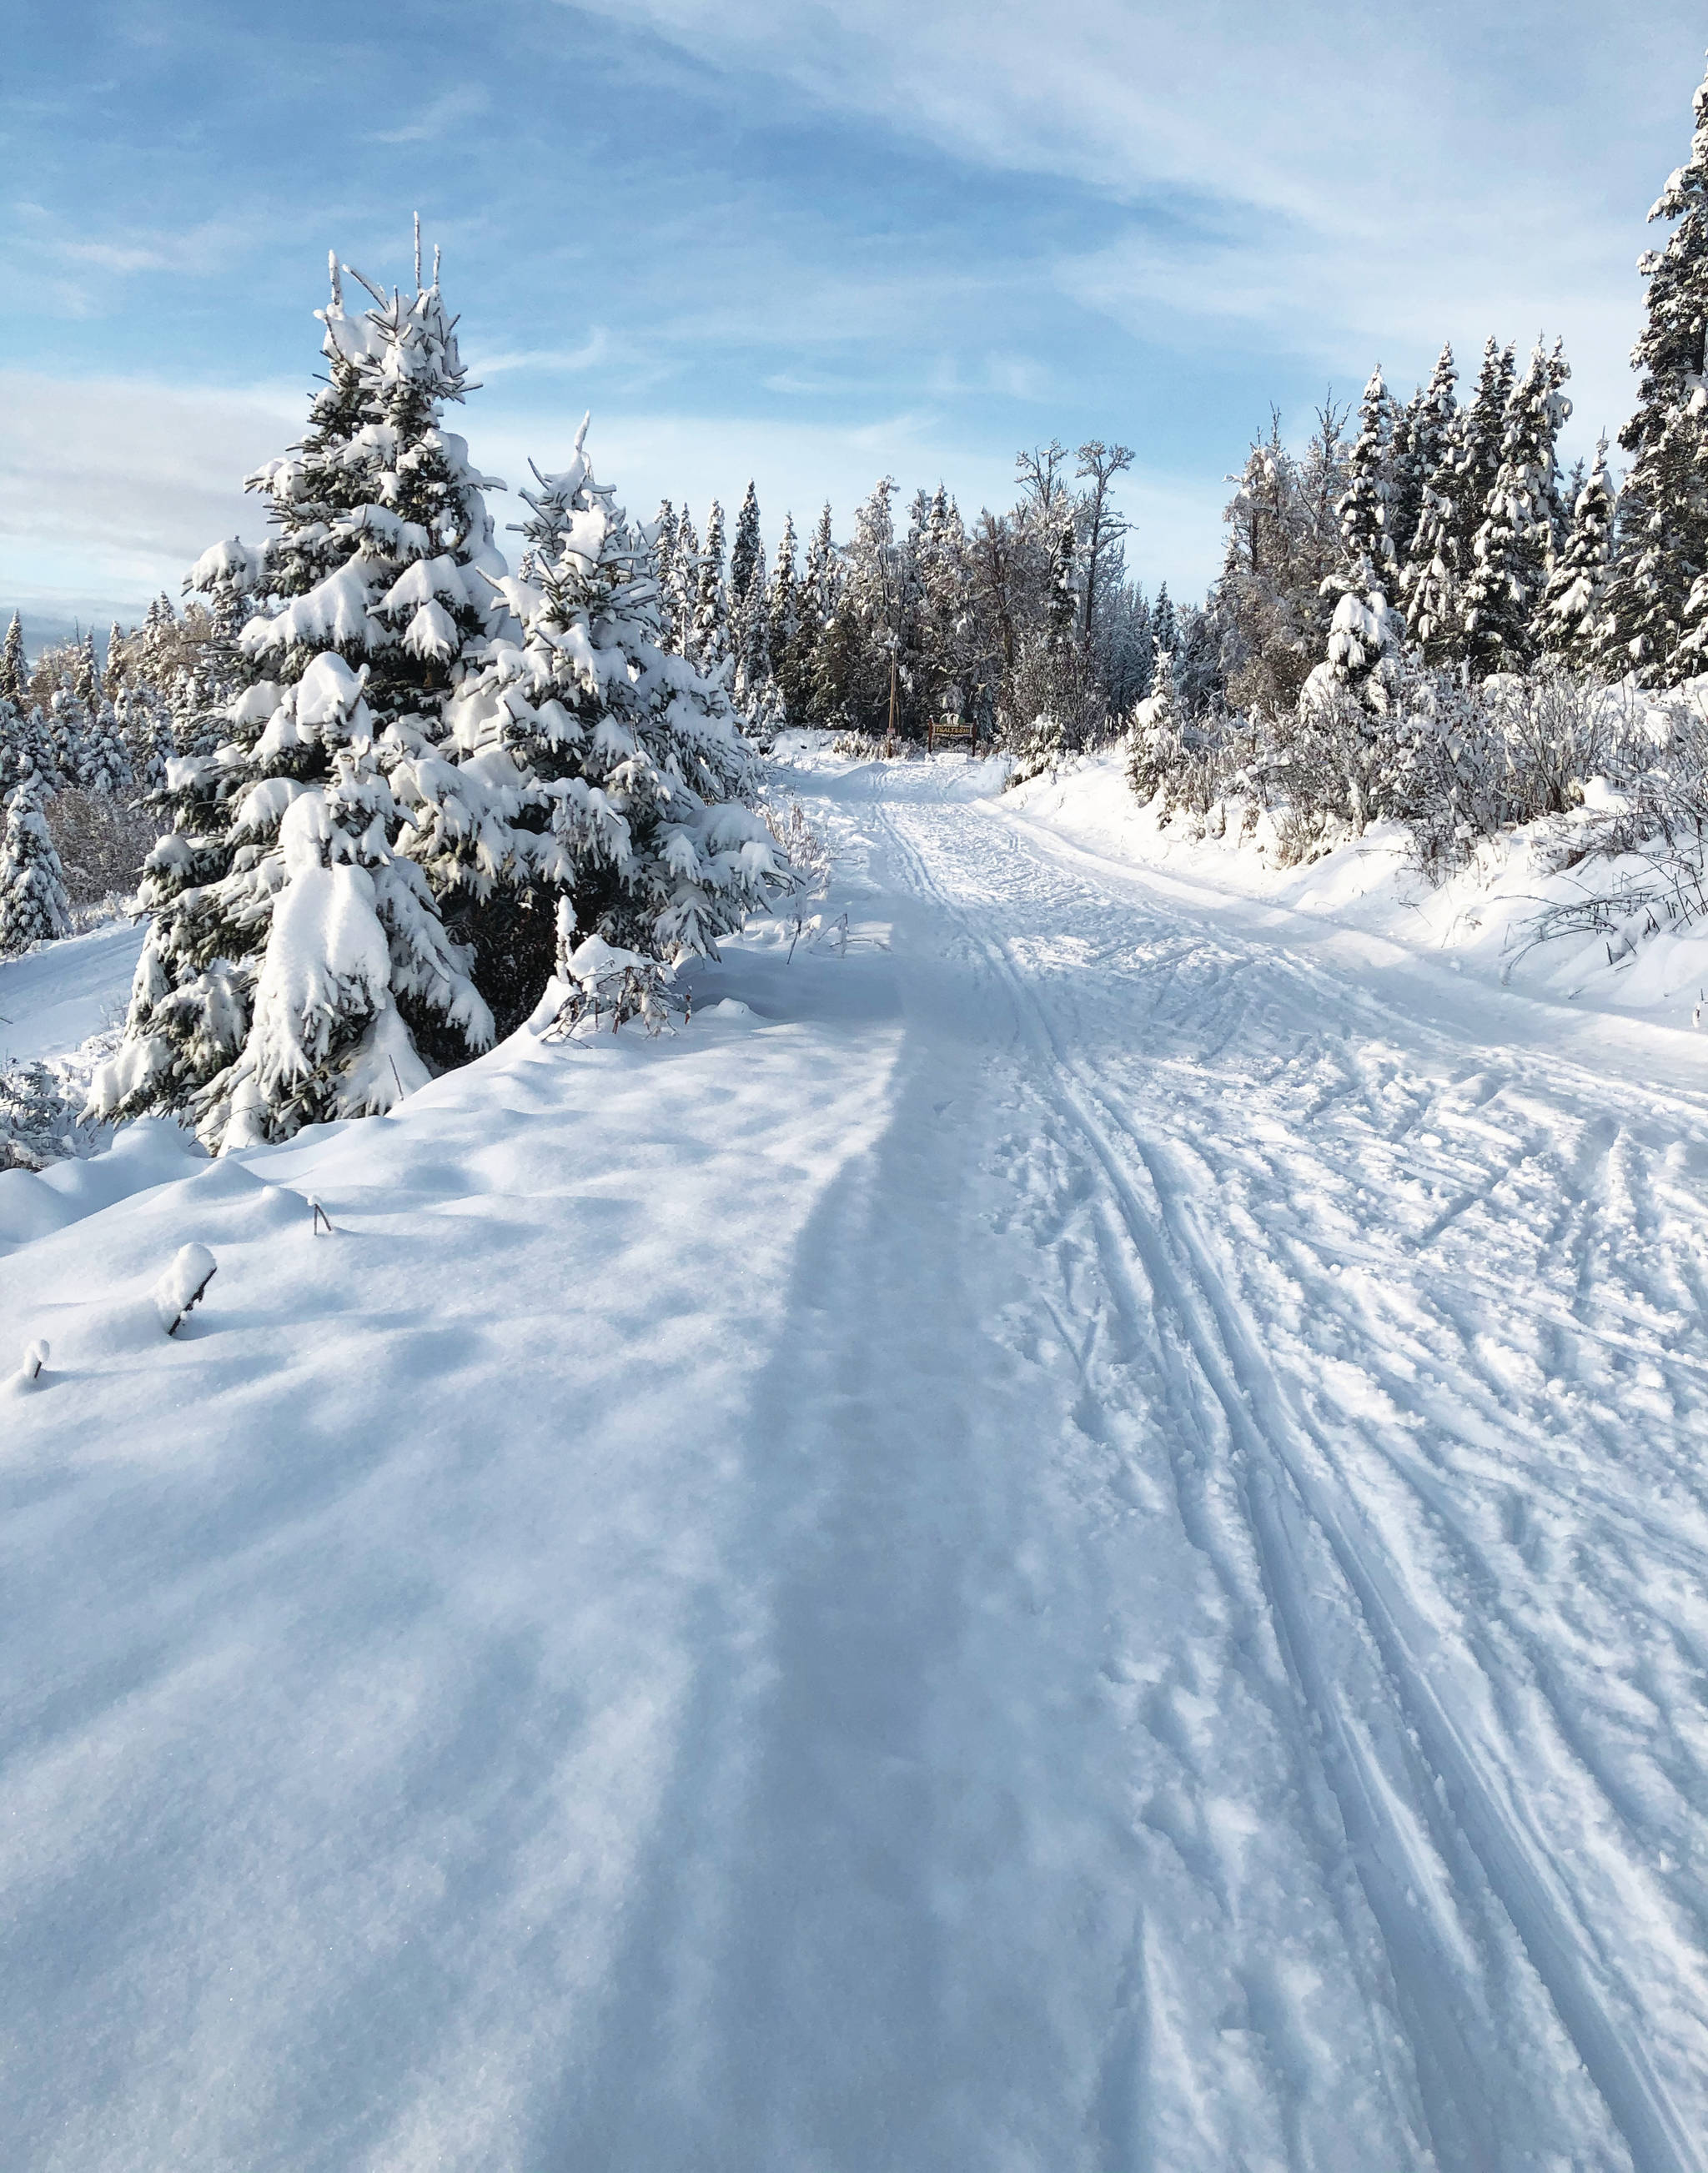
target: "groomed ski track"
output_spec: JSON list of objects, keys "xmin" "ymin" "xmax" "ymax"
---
[{"xmin": 3, "ymin": 750, "xmax": 1707, "ymax": 2170}]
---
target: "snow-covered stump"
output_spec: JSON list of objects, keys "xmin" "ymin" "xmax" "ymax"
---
[
  {"xmin": 152, "ymin": 1243, "xmax": 217, "ymax": 1337},
  {"xmin": 7, "ymin": 1338, "xmax": 48, "ymax": 1393}
]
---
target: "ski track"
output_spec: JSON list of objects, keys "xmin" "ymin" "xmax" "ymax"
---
[
  {"xmin": 851, "ymin": 755, "xmax": 1708, "ymax": 2171},
  {"xmin": 3, "ymin": 757, "xmax": 1708, "ymax": 2170}
]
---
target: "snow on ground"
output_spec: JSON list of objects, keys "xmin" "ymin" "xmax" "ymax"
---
[
  {"xmin": 3, "ymin": 750, "xmax": 1708, "ymax": 2170},
  {"xmin": 0, "ymin": 918, "xmax": 143, "ymax": 1066},
  {"xmin": 1005, "ymin": 747, "xmax": 1708, "ymax": 1031}
]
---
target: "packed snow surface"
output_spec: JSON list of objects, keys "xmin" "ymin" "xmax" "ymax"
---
[
  {"xmin": 3, "ymin": 750, "xmax": 1708, "ymax": 2171},
  {"xmin": 0, "ymin": 918, "xmax": 142, "ymax": 1066}
]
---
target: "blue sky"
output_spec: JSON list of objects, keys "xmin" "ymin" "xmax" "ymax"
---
[{"xmin": 5, "ymin": 1, "xmax": 1705, "ymax": 636}]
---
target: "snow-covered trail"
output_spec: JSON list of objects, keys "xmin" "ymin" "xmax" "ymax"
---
[
  {"xmin": 830, "ymin": 757, "xmax": 1708, "ymax": 2170},
  {"xmin": 3, "ymin": 755, "xmax": 1707, "ymax": 2170}
]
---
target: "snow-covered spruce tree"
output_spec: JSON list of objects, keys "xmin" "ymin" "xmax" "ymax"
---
[
  {"xmin": 1535, "ymin": 435, "xmax": 1617, "ymax": 662},
  {"xmin": 1306, "ymin": 369, "xmax": 1403, "ymax": 712},
  {"xmin": 78, "ymin": 691, "xmax": 133, "ymax": 795},
  {"xmin": 1004, "ymin": 512, "xmax": 1086, "ymax": 770},
  {"xmin": 727, "ymin": 485, "xmax": 772, "ymax": 719},
  {"xmin": 796, "ymin": 503, "xmax": 840, "ymax": 721},
  {"xmin": 766, "ymin": 512, "xmax": 801, "ymax": 720},
  {"xmin": 115, "ymin": 679, "xmax": 173, "ymax": 794},
  {"xmin": 1152, "ymin": 583, "xmax": 1178, "ymax": 663},
  {"xmin": 1404, "ymin": 404, "xmax": 1469, "ymax": 665},
  {"xmin": 651, "ymin": 500, "xmax": 680, "ymax": 651},
  {"xmin": 242, "ymin": 247, "xmax": 506, "ymax": 733},
  {"xmin": 1395, "ymin": 345, "xmax": 1457, "ymax": 570},
  {"xmin": 0, "ymin": 775, "xmax": 72, "ymax": 955},
  {"xmin": 692, "ymin": 499, "xmax": 729, "ymax": 675},
  {"xmin": 0, "ymin": 699, "xmax": 40, "ymax": 800},
  {"xmin": 0, "ymin": 700, "xmax": 21, "ymax": 798},
  {"xmin": 1452, "ymin": 340, "xmax": 1518, "ymax": 585},
  {"xmin": 916, "ymin": 484, "xmax": 974, "ymax": 732},
  {"xmin": 1124, "ymin": 644, "xmax": 1182, "ymax": 805},
  {"xmin": 667, "ymin": 505, "xmax": 700, "ymax": 663},
  {"xmin": 1388, "ymin": 354, "xmax": 1447, "ymax": 584},
  {"xmin": 91, "ymin": 242, "xmax": 502, "ymax": 1143},
  {"xmin": 1461, "ymin": 340, "xmax": 1571, "ymax": 676},
  {"xmin": 1618, "ymin": 51, "xmax": 1708, "ymax": 677},
  {"xmin": 200, "ymin": 738, "xmax": 490, "ymax": 1147},
  {"xmin": 45, "ymin": 687, "xmax": 87, "ymax": 790},
  {"xmin": 72, "ymin": 630, "xmax": 102, "ymax": 716},
  {"xmin": 826, "ymin": 479, "xmax": 902, "ymax": 736},
  {"xmin": 440, "ymin": 416, "xmax": 790, "ymax": 1023},
  {"xmin": 0, "ymin": 614, "xmax": 25, "ymax": 709},
  {"xmin": 3, "ymin": 705, "xmax": 50, "ymax": 799}
]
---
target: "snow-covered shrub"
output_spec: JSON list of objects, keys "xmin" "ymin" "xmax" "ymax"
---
[
  {"xmin": 0, "ymin": 1056, "xmax": 108, "ymax": 1171},
  {"xmin": 829, "ymin": 730, "xmax": 922, "ymax": 761},
  {"xmin": 545, "ymin": 932, "xmax": 686, "ymax": 1038},
  {"xmin": 760, "ymin": 797, "xmax": 833, "ymax": 896},
  {"xmin": 1004, "ymin": 709, "xmax": 1065, "ymax": 787}
]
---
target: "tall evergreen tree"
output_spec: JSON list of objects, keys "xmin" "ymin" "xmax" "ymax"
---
[
  {"xmin": 1615, "ymin": 51, "xmax": 1708, "ymax": 677},
  {"xmin": 721, "ymin": 482, "xmax": 766, "ymax": 711},
  {"xmin": 1453, "ymin": 340, "xmax": 1517, "ymax": 578},
  {"xmin": 0, "ymin": 614, "xmax": 25, "ymax": 709},
  {"xmin": 692, "ymin": 499, "xmax": 729, "ymax": 674},
  {"xmin": 1404, "ymin": 400, "xmax": 1470, "ymax": 665},
  {"xmin": 45, "ymin": 688, "xmax": 87, "ymax": 789},
  {"xmin": 1309, "ymin": 369, "xmax": 1403, "ymax": 710},
  {"xmin": 79, "ymin": 692, "xmax": 133, "ymax": 794},
  {"xmin": 766, "ymin": 512, "xmax": 801, "ymax": 719},
  {"xmin": 729, "ymin": 482, "xmax": 763, "ymax": 625},
  {"xmin": 1536, "ymin": 435, "xmax": 1617, "ymax": 662},
  {"xmin": 669, "ymin": 507, "xmax": 701, "ymax": 663},
  {"xmin": 0, "ymin": 775, "xmax": 72, "ymax": 955},
  {"xmin": 796, "ymin": 504, "xmax": 839, "ymax": 719},
  {"xmin": 93, "ymin": 240, "xmax": 501, "ymax": 1147},
  {"xmin": 1152, "ymin": 583, "xmax": 1178, "ymax": 662},
  {"xmin": 450, "ymin": 419, "xmax": 786, "ymax": 976},
  {"xmin": 917, "ymin": 486, "xmax": 973, "ymax": 727},
  {"xmin": 0, "ymin": 699, "xmax": 33, "ymax": 799},
  {"xmin": 651, "ymin": 500, "xmax": 680, "ymax": 651},
  {"xmin": 1394, "ymin": 344, "xmax": 1458, "ymax": 571},
  {"xmin": 1462, "ymin": 339, "xmax": 1572, "ymax": 675}
]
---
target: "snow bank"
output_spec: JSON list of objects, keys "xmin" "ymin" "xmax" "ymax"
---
[
  {"xmin": 0, "ymin": 821, "xmax": 906, "ymax": 2167},
  {"xmin": 1003, "ymin": 750, "xmax": 1708, "ymax": 1031}
]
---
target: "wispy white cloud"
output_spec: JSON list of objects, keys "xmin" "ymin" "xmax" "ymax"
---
[
  {"xmin": 369, "ymin": 85, "xmax": 492, "ymax": 144},
  {"xmin": 0, "ymin": 356, "xmax": 1228, "ymax": 629},
  {"xmin": 925, "ymin": 353, "xmax": 1052, "ymax": 403},
  {"xmin": 59, "ymin": 220, "xmax": 251, "ymax": 276},
  {"xmin": 560, "ymin": 0, "xmax": 1690, "ymax": 444},
  {"xmin": 0, "ymin": 372, "xmax": 302, "ymax": 616},
  {"xmin": 469, "ymin": 328, "xmax": 612, "ymax": 377}
]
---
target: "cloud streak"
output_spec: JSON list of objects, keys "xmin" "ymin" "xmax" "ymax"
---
[{"xmin": 369, "ymin": 85, "xmax": 493, "ymax": 144}]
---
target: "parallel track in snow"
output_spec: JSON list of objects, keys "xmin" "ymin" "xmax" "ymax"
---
[{"xmin": 870, "ymin": 765, "xmax": 1708, "ymax": 2173}]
